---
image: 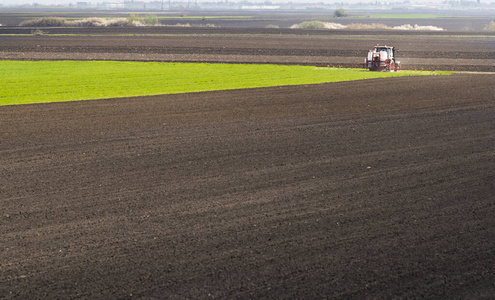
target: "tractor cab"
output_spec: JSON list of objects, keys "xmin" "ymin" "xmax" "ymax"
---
[{"xmin": 365, "ymin": 45, "xmax": 400, "ymax": 72}]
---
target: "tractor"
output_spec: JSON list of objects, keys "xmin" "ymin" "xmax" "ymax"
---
[{"xmin": 365, "ymin": 45, "xmax": 400, "ymax": 72}]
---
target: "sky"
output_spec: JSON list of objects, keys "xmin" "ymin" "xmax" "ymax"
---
[{"xmin": 1, "ymin": 0, "xmax": 448, "ymax": 5}]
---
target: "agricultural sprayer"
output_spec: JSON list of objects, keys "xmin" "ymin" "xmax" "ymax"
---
[{"xmin": 365, "ymin": 45, "xmax": 400, "ymax": 72}]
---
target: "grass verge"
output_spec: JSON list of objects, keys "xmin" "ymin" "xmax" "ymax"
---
[
  {"xmin": 0, "ymin": 61, "xmax": 451, "ymax": 106},
  {"xmin": 366, "ymin": 14, "xmax": 453, "ymax": 18}
]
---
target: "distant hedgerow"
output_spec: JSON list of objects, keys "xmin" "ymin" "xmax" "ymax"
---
[
  {"xmin": 20, "ymin": 17, "xmax": 67, "ymax": 27},
  {"xmin": 20, "ymin": 15, "xmax": 161, "ymax": 28},
  {"xmin": 291, "ymin": 21, "xmax": 325, "ymax": 29},
  {"xmin": 127, "ymin": 14, "xmax": 159, "ymax": 26},
  {"xmin": 68, "ymin": 17, "xmax": 136, "ymax": 27},
  {"xmin": 346, "ymin": 23, "xmax": 390, "ymax": 30}
]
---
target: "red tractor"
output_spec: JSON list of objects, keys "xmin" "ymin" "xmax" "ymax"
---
[{"xmin": 365, "ymin": 45, "xmax": 400, "ymax": 72}]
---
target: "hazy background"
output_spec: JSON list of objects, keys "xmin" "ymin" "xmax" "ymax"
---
[{"xmin": 1, "ymin": 0, "xmax": 452, "ymax": 5}]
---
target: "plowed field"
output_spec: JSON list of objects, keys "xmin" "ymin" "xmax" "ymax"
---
[
  {"xmin": 1, "ymin": 26, "xmax": 494, "ymax": 71},
  {"xmin": 1, "ymin": 25, "xmax": 495, "ymax": 299}
]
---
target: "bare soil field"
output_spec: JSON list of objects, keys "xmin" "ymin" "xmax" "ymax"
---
[
  {"xmin": 1, "ymin": 11, "xmax": 494, "ymax": 31},
  {"xmin": 1, "ymin": 26, "xmax": 494, "ymax": 71},
  {"xmin": 1, "ymin": 23, "xmax": 495, "ymax": 299}
]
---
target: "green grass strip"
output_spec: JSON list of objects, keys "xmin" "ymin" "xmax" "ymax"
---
[
  {"xmin": 367, "ymin": 14, "xmax": 453, "ymax": 18},
  {"xmin": 0, "ymin": 61, "xmax": 451, "ymax": 106}
]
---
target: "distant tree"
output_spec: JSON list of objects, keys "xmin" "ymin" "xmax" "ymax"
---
[
  {"xmin": 142, "ymin": 15, "xmax": 159, "ymax": 26},
  {"xmin": 484, "ymin": 21, "xmax": 495, "ymax": 31},
  {"xmin": 127, "ymin": 13, "xmax": 139, "ymax": 24},
  {"xmin": 333, "ymin": 9, "xmax": 348, "ymax": 17}
]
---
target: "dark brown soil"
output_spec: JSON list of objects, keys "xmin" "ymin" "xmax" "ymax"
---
[
  {"xmin": 1, "ymin": 11, "xmax": 494, "ymax": 31},
  {"xmin": 1, "ymin": 27, "xmax": 494, "ymax": 71},
  {"xmin": 2, "ymin": 74, "xmax": 495, "ymax": 299},
  {"xmin": 1, "ymin": 24, "xmax": 495, "ymax": 299}
]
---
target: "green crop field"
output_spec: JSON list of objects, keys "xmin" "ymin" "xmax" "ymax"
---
[{"xmin": 0, "ymin": 61, "xmax": 451, "ymax": 106}]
